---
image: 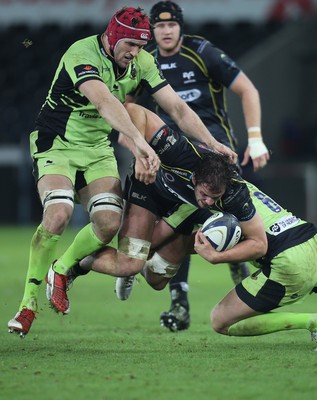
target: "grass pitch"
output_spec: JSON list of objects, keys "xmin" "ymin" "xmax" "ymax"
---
[{"xmin": 1, "ymin": 226, "xmax": 317, "ymax": 400}]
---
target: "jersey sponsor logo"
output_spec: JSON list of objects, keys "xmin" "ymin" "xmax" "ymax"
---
[
  {"xmin": 183, "ymin": 71, "xmax": 195, "ymax": 81},
  {"xmin": 251, "ymin": 269, "xmax": 261, "ymax": 280},
  {"xmin": 176, "ymin": 89, "xmax": 201, "ymax": 102},
  {"xmin": 44, "ymin": 160, "xmax": 54, "ymax": 166},
  {"xmin": 268, "ymin": 215, "xmax": 300, "ymax": 236},
  {"xmin": 74, "ymin": 64, "xmax": 99, "ymax": 79},
  {"xmin": 79, "ymin": 111, "xmax": 102, "ymax": 119},
  {"xmin": 170, "ymin": 169, "xmax": 188, "ymax": 177},
  {"xmin": 164, "ymin": 172, "xmax": 175, "ymax": 182},
  {"xmin": 158, "ymin": 134, "xmax": 177, "ymax": 155},
  {"xmin": 158, "ymin": 143, "xmax": 171, "ymax": 155},
  {"xmin": 160, "ymin": 62, "xmax": 177, "ymax": 70},
  {"xmin": 131, "ymin": 64, "xmax": 137, "ymax": 79},
  {"xmin": 151, "ymin": 128, "xmax": 165, "ymax": 146}
]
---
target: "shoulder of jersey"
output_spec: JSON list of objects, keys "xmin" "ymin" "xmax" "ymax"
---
[
  {"xmin": 145, "ymin": 41, "xmax": 157, "ymax": 55},
  {"xmin": 182, "ymin": 34, "xmax": 208, "ymax": 48}
]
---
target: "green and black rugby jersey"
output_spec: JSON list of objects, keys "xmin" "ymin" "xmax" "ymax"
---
[
  {"xmin": 35, "ymin": 34, "xmax": 167, "ymax": 150},
  {"xmin": 144, "ymin": 35, "xmax": 241, "ymax": 149}
]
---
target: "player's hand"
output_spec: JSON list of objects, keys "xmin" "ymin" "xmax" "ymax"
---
[
  {"xmin": 134, "ymin": 157, "xmax": 158, "ymax": 185},
  {"xmin": 130, "ymin": 135, "xmax": 160, "ymax": 184},
  {"xmin": 194, "ymin": 229, "xmax": 218, "ymax": 263},
  {"xmin": 134, "ymin": 137, "xmax": 160, "ymax": 171},
  {"xmin": 212, "ymin": 142, "xmax": 238, "ymax": 164},
  {"xmin": 241, "ymin": 138, "xmax": 270, "ymax": 172}
]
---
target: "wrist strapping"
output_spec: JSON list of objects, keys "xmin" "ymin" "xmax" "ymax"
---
[{"xmin": 248, "ymin": 137, "xmax": 268, "ymax": 159}]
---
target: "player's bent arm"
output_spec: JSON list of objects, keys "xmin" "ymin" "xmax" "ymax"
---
[
  {"xmin": 152, "ymin": 85, "xmax": 237, "ymax": 162},
  {"xmin": 194, "ymin": 212, "xmax": 267, "ymax": 264}
]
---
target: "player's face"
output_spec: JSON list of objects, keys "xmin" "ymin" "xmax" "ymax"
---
[
  {"xmin": 153, "ymin": 21, "xmax": 182, "ymax": 55},
  {"xmin": 114, "ymin": 40, "xmax": 145, "ymax": 68},
  {"xmin": 194, "ymin": 183, "xmax": 225, "ymax": 209}
]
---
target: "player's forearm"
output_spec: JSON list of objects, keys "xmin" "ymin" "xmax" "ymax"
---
[
  {"xmin": 117, "ymin": 132, "xmax": 135, "ymax": 155},
  {"xmin": 241, "ymin": 87, "xmax": 262, "ymax": 138},
  {"xmin": 206, "ymin": 238, "xmax": 267, "ymax": 265},
  {"xmin": 169, "ymin": 102, "xmax": 219, "ymax": 148},
  {"xmin": 97, "ymin": 97, "xmax": 142, "ymax": 144}
]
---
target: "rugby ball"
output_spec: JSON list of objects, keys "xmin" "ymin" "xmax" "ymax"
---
[{"xmin": 201, "ymin": 212, "xmax": 241, "ymax": 252}]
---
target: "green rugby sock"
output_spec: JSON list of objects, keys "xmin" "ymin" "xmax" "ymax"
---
[
  {"xmin": 228, "ymin": 312, "xmax": 317, "ymax": 336},
  {"xmin": 54, "ymin": 223, "xmax": 104, "ymax": 275},
  {"xmin": 20, "ymin": 224, "xmax": 60, "ymax": 311}
]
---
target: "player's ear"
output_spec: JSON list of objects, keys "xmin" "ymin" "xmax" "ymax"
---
[{"xmin": 191, "ymin": 173, "xmax": 196, "ymax": 185}]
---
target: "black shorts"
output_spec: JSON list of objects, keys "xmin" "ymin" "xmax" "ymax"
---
[{"xmin": 123, "ymin": 173, "xmax": 181, "ymax": 217}]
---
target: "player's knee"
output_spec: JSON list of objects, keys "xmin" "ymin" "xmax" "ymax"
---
[
  {"xmin": 95, "ymin": 214, "xmax": 121, "ymax": 242},
  {"xmin": 88, "ymin": 193, "xmax": 123, "ymax": 241},
  {"xmin": 44, "ymin": 208, "xmax": 72, "ymax": 234},
  {"xmin": 210, "ymin": 306, "xmax": 229, "ymax": 335},
  {"xmin": 146, "ymin": 252, "xmax": 181, "ymax": 279},
  {"xmin": 146, "ymin": 277, "xmax": 169, "ymax": 291},
  {"xmin": 41, "ymin": 189, "xmax": 74, "ymax": 234}
]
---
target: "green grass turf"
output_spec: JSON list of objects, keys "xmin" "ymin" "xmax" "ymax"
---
[{"xmin": 1, "ymin": 226, "xmax": 317, "ymax": 400}]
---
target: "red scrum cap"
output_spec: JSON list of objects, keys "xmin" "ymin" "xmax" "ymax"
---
[{"xmin": 105, "ymin": 7, "xmax": 151, "ymax": 53}]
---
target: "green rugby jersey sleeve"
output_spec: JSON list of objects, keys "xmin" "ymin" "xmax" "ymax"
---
[
  {"xmin": 63, "ymin": 36, "xmax": 104, "ymax": 89},
  {"xmin": 135, "ymin": 50, "xmax": 168, "ymax": 94}
]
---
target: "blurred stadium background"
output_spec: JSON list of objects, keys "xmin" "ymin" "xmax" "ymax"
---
[{"xmin": 1, "ymin": 0, "xmax": 316, "ymax": 225}]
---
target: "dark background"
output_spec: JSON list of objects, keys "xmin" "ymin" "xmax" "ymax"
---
[{"xmin": 1, "ymin": 9, "xmax": 316, "ymax": 225}]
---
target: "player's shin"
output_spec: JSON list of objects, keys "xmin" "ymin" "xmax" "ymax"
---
[{"xmin": 227, "ymin": 312, "xmax": 317, "ymax": 337}]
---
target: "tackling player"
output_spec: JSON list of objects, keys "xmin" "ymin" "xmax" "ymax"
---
[{"xmin": 8, "ymin": 6, "xmax": 235, "ymax": 338}]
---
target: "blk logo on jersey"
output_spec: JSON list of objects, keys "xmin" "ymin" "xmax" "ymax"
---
[
  {"xmin": 161, "ymin": 62, "xmax": 177, "ymax": 70},
  {"xmin": 131, "ymin": 192, "xmax": 147, "ymax": 202},
  {"xmin": 75, "ymin": 64, "xmax": 99, "ymax": 78}
]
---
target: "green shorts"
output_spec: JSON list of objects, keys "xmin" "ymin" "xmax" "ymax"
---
[
  {"xmin": 30, "ymin": 130, "xmax": 120, "ymax": 186},
  {"xmin": 236, "ymin": 234, "xmax": 317, "ymax": 312}
]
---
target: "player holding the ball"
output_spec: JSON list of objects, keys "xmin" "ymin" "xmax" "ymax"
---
[
  {"xmin": 48, "ymin": 102, "xmax": 317, "ymax": 344},
  {"xmin": 150, "ymin": 185, "xmax": 317, "ymax": 342}
]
